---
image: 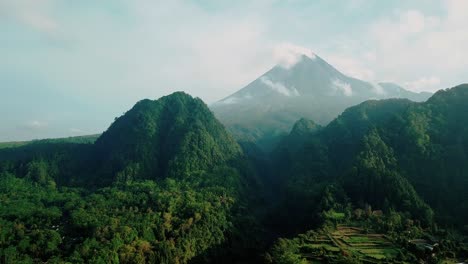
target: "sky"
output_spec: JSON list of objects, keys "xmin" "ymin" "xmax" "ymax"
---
[{"xmin": 1, "ymin": 0, "xmax": 467, "ymax": 141}]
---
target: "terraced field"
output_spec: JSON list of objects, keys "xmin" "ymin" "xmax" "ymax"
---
[
  {"xmin": 333, "ymin": 226, "xmax": 400, "ymax": 262},
  {"xmin": 297, "ymin": 225, "xmax": 404, "ymax": 263}
]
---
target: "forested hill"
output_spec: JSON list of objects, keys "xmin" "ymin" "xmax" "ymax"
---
[
  {"xmin": 272, "ymin": 84, "xmax": 468, "ymax": 233},
  {"xmin": 0, "ymin": 92, "xmax": 264, "ymax": 263},
  {"xmin": 92, "ymin": 92, "xmax": 244, "ymax": 184}
]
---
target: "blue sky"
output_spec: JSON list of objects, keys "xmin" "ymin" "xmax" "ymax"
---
[{"xmin": 1, "ymin": 0, "xmax": 467, "ymax": 141}]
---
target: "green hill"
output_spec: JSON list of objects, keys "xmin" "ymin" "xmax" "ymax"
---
[
  {"xmin": 93, "ymin": 92, "xmax": 243, "ymax": 184},
  {"xmin": 267, "ymin": 84, "xmax": 468, "ymax": 263},
  {"xmin": 272, "ymin": 84, "xmax": 468, "ymax": 233}
]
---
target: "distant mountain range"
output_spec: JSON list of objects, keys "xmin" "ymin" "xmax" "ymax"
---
[{"xmin": 211, "ymin": 54, "xmax": 432, "ymax": 148}]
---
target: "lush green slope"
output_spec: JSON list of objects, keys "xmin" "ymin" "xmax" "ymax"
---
[
  {"xmin": 268, "ymin": 85, "xmax": 468, "ymax": 263},
  {"xmin": 0, "ymin": 92, "xmax": 264, "ymax": 263}
]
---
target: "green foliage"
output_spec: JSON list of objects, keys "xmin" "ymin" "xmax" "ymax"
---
[
  {"xmin": 0, "ymin": 173, "xmax": 243, "ymax": 263},
  {"xmin": 268, "ymin": 238, "xmax": 308, "ymax": 264},
  {"xmin": 343, "ymin": 129, "xmax": 434, "ymax": 225}
]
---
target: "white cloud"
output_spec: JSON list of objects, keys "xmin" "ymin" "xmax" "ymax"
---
[
  {"xmin": 445, "ymin": 0, "xmax": 468, "ymax": 27},
  {"xmin": 331, "ymin": 79, "xmax": 353, "ymax": 96},
  {"xmin": 24, "ymin": 120, "xmax": 47, "ymax": 130},
  {"xmin": 317, "ymin": 1, "xmax": 466, "ymax": 94},
  {"xmin": 399, "ymin": 10, "xmax": 426, "ymax": 34},
  {"xmin": 260, "ymin": 76, "xmax": 299, "ymax": 97},
  {"xmin": 363, "ymin": 51, "xmax": 377, "ymax": 62},
  {"xmin": 0, "ymin": 0, "xmax": 58, "ymax": 34},
  {"xmin": 273, "ymin": 43, "xmax": 316, "ymax": 69},
  {"xmin": 404, "ymin": 77, "xmax": 441, "ymax": 92},
  {"xmin": 11, "ymin": 1, "xmax": 278, "ymax": 104},
  {"xmin": 365, "ymin": 2, "xmax": 468, "ymax": 91},
  {"xmin": 370, "ymin": 82, "xmax": 386, "ymax": 95}
]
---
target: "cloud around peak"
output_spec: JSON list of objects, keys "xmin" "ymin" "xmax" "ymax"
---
[
  {"xmin": 260, "ymin": 76, "xmax": 300, "ymax": 97},
  {"xmin": 273, "ymin": 43, "xmax": 316, "ymax": 69}
]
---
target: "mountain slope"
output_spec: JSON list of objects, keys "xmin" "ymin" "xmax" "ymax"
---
[{"xmin": 211, "ymin": 54, "xmax": 432, "ymax": 148}]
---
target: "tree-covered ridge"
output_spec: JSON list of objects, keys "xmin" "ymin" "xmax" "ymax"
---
[
  {"xmin": 0, "ymin": 134, "xmax": 99, "ymax": 149},
  {"xmin": 272, "ymin": 84, "xmax": 468, "ymax": 233}
]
